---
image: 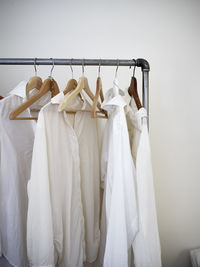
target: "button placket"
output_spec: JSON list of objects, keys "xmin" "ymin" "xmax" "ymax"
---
[{"xmin": 62, "ymin": 109, "xmax": 86, "ymax": 258}]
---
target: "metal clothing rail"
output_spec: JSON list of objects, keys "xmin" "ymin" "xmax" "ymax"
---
[{"xmin": 0, "ymin": 58, "xmax": 150, "ymax": 120}]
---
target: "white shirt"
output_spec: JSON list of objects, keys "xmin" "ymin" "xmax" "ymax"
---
[
  {"xmin": 27, "ymin": 92, "xmax": 100, "ymax": 267},
  {"xmin": 0, "ymin": 81, "xmax": 52, "ymax": 267},
  {"xmin": 126, "ymin": 99, "xmax": 162, "ymax": 267},
  {"xmin": 100, "ymin": 88, "xmax": 138, "ymax": 267},
  {"xmin": 0, "ymin": 81, "xmax": 36, "ymax": 267}
]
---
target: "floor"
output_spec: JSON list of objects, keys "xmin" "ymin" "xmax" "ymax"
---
[{"xmin": 0, "ymin": 257, "xmax": 12, "ymax": 267}]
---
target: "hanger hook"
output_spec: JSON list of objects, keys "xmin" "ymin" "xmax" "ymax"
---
[
  {"xmin": 49, "ymin": 58, "xmax": 55, "ymax": 78},
  {"xmin": 98, "ymin": 59, "xmax": 101, "ymax": 77},
  {"xmin": 70, "ymin": 58, "xmax": 74, "ymax": 78},
  {"xmin": 82, "ymin": 59, "xmax": 85, "ymax": 76},
  {"xmin": 115, "ymin": 59, "xmax": 119, "ymax": 78},
  {"xmin": 133, "ymin": 65, "xmax": 136, "ymax": 77},
  {"xmin": 129, "ymin": 59, "xmax": 136, "ymax": 77},
  {"xmin": 34, "ymin": 58, "xmax": 37, "ymax": 76}
]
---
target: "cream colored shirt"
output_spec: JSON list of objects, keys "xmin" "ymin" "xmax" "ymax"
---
[
  {"xmin": 27, "ymin": 92, "xmax": 100, "ymax": 267},
  {"xmin": 0, "ymin": 81, "xmax": 51, "ymax": 267},
  {"xmin": 0, "ymin": 81, "xmax": 35, "ymax": 267}
]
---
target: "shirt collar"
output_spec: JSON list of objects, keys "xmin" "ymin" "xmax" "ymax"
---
[
  {"xmin": 136, "ymin": 107, "xmax": 147, "ymax": 119},
  {"xmin": 51, "ymin": 91, "xmax": 65, "ymax": 104},
  {"xmin": 9, "ymin": 81, "xmax": 27, "ymax": 98},
  {"xmin": 9, "ymin": 80, "xmax": 51, "ymax": 108},
  {"xmin": 134, "ymin": 108, "xmax": 148, "ymax": 130},
  {"xmin": 126, "ymin": 99, "xmax": 148, "ymax": 130},
  {"xmin": 101, "ymin": 87, "xmax": 127, "ymax": 111},
  {"xmin": 129, "ymin": 97, "xmax": 147, "ymax": 118},
  {"xmin": 51, "ymin": 91, "xmax": 89, "ymax": 111},
  {"xmin": 124, "ymin": 91, "xmax": 147, "ymax": 118}
]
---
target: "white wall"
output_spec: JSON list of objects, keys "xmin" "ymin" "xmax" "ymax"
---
[{"xmin": 0, "ymin": 0, "xmax": 200, "ymax": 266}]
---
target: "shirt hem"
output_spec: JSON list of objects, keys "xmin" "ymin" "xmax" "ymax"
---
[{"xmin": 2, "ymin": 252, "xmax": 23, "ymax": 267}]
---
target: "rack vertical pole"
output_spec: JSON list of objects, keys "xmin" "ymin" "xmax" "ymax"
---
[{"xmin": 142, "ymin": 70, "xmax": 149, "ymax": 127}]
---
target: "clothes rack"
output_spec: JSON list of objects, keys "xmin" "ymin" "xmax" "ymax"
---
[{"xmin": 0, "ymin": 58, "xmax": 150, "ymax": 123}]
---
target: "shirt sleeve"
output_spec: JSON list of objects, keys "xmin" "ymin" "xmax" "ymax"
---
[
  {"xmin": 27, "ymin": 109, "xmax": 55, "ymax": 267},
  {"xmin": 132, "ymin": 117, "xmax": 162, "ymax": 267}
]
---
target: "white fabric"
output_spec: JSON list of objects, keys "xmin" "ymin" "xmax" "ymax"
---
[
  {"xmin": 99, "ymin": 87, "xmax": 138, "ymax": 267},
  {"xmin": 0, "ymin": 81, "xmax": 51, "ymax": 267},
  {"xmin": 0, "ymin": 81, "xmax": 36, "ymax": 267},
  {"xmin": 190, "ymin": 248, "xmax": 200, "ymax": 267},
  {"xmin": 9, "ymin": 80, "xmax": 28, "ymax": 98},
  {"xmin": 27, "ymin": 92, "xmax": 100, "ymax": 267},
  {"xmin": 126, "ymin": 99, "xmax": 162, "ymax": 267}
]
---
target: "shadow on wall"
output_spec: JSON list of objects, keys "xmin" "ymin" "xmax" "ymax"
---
[{"xmin": 175, "ymin": 250, "xmax": 192, "ymax": 267}]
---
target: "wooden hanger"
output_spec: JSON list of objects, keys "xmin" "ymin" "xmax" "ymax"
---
[
  {"xmin": 63, "ymin": 79, "xmax": 78, "ymax": 95},
  {"xmin": 91, "ymin": 77, "xmax": 108, "ymax": 118},
  {"xmin": 26, "ymin": 76, "xmax": 43, "ymax": 96},
  {"xmin": 63, "ymin": 78, "xmax": 84, "ymax": 104},
  {"xmin": 63, "ymin": 60, "xmax": 81, "ymax": 97},
  {"xmin": 10, "ymin": 78, "xmax": 59, "ymax": 120},
  {"xmin": 128, "ymin": 75, "xmax": 142, "ymax": 110},
  {"xmin": 26, "ymin": 76, "xmax": 43, "ymax": 114},
  {"xmin": 26, "ymin": 58, "xmax": 43, "ymax": 98},
  {"xmin": 58, "ymin": 76, "xmax": 105, "ymax": 115}
]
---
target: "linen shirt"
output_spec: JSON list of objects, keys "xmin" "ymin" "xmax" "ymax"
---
[
  {"xmin": 0, "ymin": 81, "xmax": 36, "ymax": 267},
  {"xmin": 126, "ymin": 99, "xmax": 162, "ymax": 267},
  {"xmin": 27, "ymin": 92, "xmax": 100, "ymax": 267},
  {"xmin": 100, "ymin": 88, "xmax": 138, "ymax": 267},
  {"xmin": 0, "ymin": 81, "xmax": 52, "ymax": 267}
]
